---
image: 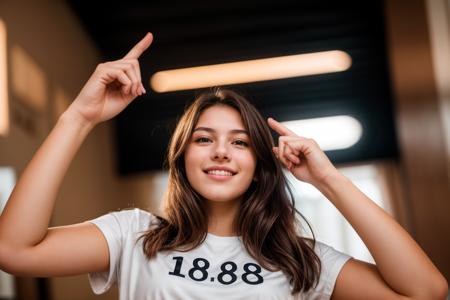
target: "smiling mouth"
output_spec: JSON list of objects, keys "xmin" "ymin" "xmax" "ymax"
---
[{"xmin": 204, "ymin": 170, "xmax": 236, "ymax": 176}]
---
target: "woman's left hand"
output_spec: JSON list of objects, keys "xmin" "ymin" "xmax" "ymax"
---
[{"xmin": 267, "ymin": 117, "xmax": 340, "ymax": 186}]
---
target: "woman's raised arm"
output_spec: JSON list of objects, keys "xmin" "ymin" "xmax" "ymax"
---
[
  {"xmin": 268, "ymin": 117, "xmax": 448, "ymax": 300},
  {"xmin": 0, "ymin": 33, "xmax": 153, "ymax": 276}
]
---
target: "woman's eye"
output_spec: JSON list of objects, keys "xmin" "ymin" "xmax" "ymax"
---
[
  {"xmin": 195, "ymin": 137, "xmax": 211, "ymax": 143},
  {"xmin": 233, "ymin": 140, "xmax": 248, "ymax": 147}
]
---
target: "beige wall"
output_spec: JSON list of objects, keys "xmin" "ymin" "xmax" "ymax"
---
[{"xmin": 0, "ymin": 1, "xmax": 165, "ymax": 299}]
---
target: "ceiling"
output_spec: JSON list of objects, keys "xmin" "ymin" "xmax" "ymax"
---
[{"xmin": 66, "ymin": 0, "xmax": 398, "ymax": 175}]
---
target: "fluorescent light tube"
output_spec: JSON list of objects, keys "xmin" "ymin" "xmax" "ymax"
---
[
  {"xmin": 282, "ymin": 115, "xmax": 362, "ymax": 151},
  {"xmin": 0, "ymin": 19, "xmax": 8, "ymax": 136},
  {"xmin": 150, "ymin": 50, "xmax": 351, "ymax": 93}
]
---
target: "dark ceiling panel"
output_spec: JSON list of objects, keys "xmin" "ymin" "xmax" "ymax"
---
[{"xmin": 66, "ymin": 0, "xmax": 398, "ymax": 175}]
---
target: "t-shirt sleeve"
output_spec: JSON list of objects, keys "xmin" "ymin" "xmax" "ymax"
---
[
  {"xmin": 308, "ymin": 241, "xmax": 352, "ymax": 299},
  {"xmin": 86, "ymin": 209, "xmax": 136, "ymax": 295}
]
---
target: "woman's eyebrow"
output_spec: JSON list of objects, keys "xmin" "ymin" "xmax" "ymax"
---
[{"xmin": 193, "ymin": 127, "xmax": 249, "ymax": 135}]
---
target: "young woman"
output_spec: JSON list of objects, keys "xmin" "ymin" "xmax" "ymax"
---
[{"xmin": 0, "ymin": 33, "xmax": 447, "ymax": 300}]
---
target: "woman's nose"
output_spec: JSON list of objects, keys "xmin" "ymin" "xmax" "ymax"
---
[{"xmin": 212, "ymin": 142, "xmax": 230, "ymax": 160}]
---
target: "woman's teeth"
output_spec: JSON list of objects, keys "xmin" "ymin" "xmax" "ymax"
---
[{"xmin": 207, "ymin": 170, "xmax": 233, "ymax": 176}]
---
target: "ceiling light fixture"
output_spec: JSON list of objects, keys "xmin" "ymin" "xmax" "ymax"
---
[
  {"xmin": 150, "ymin": 50, "xmax": 352, "ymax": 93},
  {"xmin": 0, "ymin": 19, "xmax": 9, "ymax": 136},
  {"xmin": 282, "ymin": 115, "xmax": 362, "ymax": 151}
]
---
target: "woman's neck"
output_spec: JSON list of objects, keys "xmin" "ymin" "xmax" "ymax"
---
[{"xmin": 206, "ymin": 198, "xmax": 241, "ymax": 236}]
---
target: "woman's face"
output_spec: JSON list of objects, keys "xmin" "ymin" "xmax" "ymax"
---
[{"xmin": 184, "ymin": 105, "xmax": 257, "ymax": 204}]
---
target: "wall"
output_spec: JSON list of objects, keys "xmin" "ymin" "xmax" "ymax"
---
[
  {"xmin": 385, "ymin": 0, "xmax": 450, "ymax": 282},
  {"xmin": 0, "ymin": 0, "xmax": 135, "ymax": 299},
  {"xmin": 425, "ymin": 0, "xmax": 450, "ymax": 184}
]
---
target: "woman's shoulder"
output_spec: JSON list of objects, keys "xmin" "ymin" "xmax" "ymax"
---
[
  {"xmin": 302, "ymin": 239, "xmax": 352, "ymax": 297},
  {"xmin": 311, "ymin": 240, "xmax": 351, "ymax": 264},
  {"xmin": 303, "ymin": 238, "xmax": 347, "ymax": 257},
  {"xmin": 88, "ymin": 207, "xmax": 161, "ymax": 234},
  {"xmin": 113, "ymin": 207, "xmax": 155, "ymax": 219}
]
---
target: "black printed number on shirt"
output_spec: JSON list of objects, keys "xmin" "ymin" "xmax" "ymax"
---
[
  {"xmin": 217, "ymin": 261, "xmax": 237, "ymax": 285},
  {"xmin": 242, "ymin": 263, "xmax": 263, "ymax": 285},
  {"xmin": 188, "ymin": 258, "xmax": 210, "ymax": 281},
  {"xmin": 168, "ymin": 256, "xmax": 185, "ymax": 278},
  {"xmin": 168, "ymin": 256, "xmax": 264, "ymax": 285}
]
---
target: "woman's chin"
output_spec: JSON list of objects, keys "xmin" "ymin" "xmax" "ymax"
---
[{"xmin": 202, "ymin": 193, "xmax": 243, "ymax": 204}]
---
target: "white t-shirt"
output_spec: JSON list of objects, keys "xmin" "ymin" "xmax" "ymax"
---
[{"xmin": 87, "ymin": 208, "xmax": 351, "ymax": 300}]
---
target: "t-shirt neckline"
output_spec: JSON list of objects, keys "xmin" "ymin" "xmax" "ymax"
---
[{"xmin": 206, "ymin": 232, "xmax": 241, "ymax": 244}]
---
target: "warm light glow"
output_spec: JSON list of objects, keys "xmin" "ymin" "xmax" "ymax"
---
[
  {"xmin": 11, "ymin": 45, "xmax": 47, "ymax": 112},
  {"xmin": 151, "ymin": 50, "xmax": 352, "ymax": 93},
  {"xmin": 0, "ymin": 19, "xmax": 8, "ymax": 136},
  {"xmin": 53, "ymin": 86, "xmax": 71, "ymax": 121},
  {"xmin": 282, "ymin": 115, "xmax": 362, "ymax": 151}
]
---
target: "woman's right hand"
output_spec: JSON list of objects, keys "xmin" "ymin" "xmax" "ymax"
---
[{"xmin": 66, "ymin": 32, "xmax": 153, "ymax": 126}]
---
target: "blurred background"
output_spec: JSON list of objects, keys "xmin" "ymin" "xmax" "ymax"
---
[{"xmin": 0, "ymin": 0, "xmax": 449, "ymax": 299}]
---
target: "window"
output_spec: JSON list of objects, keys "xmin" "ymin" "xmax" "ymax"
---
[
  {"xmin": 0, "ymin": 167, "xmax": 16, "ymax": 299},
  {"xmin": 289, "ymin": 163, "xmax": 392, "ymax": 263}
]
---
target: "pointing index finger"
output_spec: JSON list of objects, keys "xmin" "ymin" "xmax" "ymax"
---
[
  {"xmin": 267, "ymin": 117, "xmax": 297, "ymax": 137},
  {"xmin": 124, "ymin": 32, "xmax": 154, "ymax": 59}
]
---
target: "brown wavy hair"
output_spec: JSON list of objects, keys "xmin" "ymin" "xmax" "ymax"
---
[{"xmin": 138, "ymin": 88, "xmax": 321, "ymax": 294}]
